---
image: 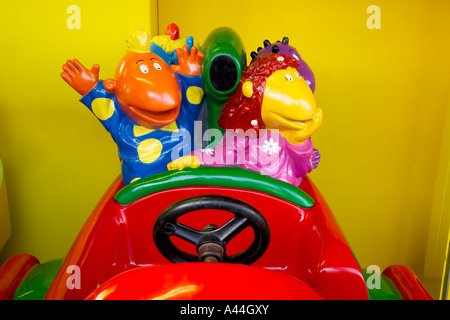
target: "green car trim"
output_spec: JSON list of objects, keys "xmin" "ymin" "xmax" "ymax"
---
[
  {"xmin": 114, "ymin": 166, "xmax": 315, "ymax": 208},
  {"xmin": 14, "ymin": 258, "xmax": 63, "ymax": 300}
]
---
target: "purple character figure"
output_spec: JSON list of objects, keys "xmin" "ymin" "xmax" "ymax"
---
[{"xmin": 250, "ymin": 37, "xmax": 316, "ymax": 92}]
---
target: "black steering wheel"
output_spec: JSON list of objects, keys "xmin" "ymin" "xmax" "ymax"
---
[{"xmin": 153, "ymin": 195, "xmax": 270, "ymax": 265}]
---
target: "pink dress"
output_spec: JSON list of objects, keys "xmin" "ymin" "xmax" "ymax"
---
[{"xmin": 192, "ymin": 130, "xmax": 319, "ymax": 186}]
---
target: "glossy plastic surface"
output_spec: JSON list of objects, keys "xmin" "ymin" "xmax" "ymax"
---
[
  {"xmin": 363, "ymin": 272, "xmax": 403, "ymax": 300},
  {"xmin": 150, "ymin": 23, "xmax": 194, "ymax": 66},
  {"xmin": 153, "ymin": 195, "xmax": 270, "ymax": 264},
  {"xmin": 382, "ymin": 265, "xmax": 433, "ymax": 300},
  {"xmin": 189, "ymin": 53, "xmax": 322, "ymax": 186},
  {"xmin": 61, "ymin": 31, "xmax": 184, "ymax": 128},
  {"xmin": 166, "ymin": 23, "xmax": 180, "ymax": 40},
  {"xmin": 115, "ymin": 166, "xmax": 314, "ymax": 208},
  {"xmin": 61, "ymin": 30, "xmax": 205, "ymax": 185},
  {"xmin": 170, "ymin": 46, "xmax": 203, "ymax": 76},
  {"xmin": 14, "ymin": 259, "xmax": 63, "ymax": 300},
  {"xmin": 44, "ymin": 174, "xmax": 369, "ymax": 300},
  {"xmin": 0, "ymin": 254, "xmax": 39, "ymax": 300},
  {"xmin": 261, "ymin": 66, "xmax": 322, "ymax": 144},
  {"xmin": 86, "ymin": 263, "xmax": 324, "ymax": 300},
  {"xmin": 218, "ymin": 53, "xmax": 322, "ymax": 141},
  {"xmin": 200, "ymin": 27, "xmax": 247, "ymax": 134},
  {"xmin": 251, "ymin": 38, "xmax": 316, "ymax": 92}
]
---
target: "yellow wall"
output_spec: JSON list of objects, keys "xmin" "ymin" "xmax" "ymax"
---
[
  {"xmin": 0, "ymin": 1, "xmax": 156, "ymax": 263},
  {"xmin": 1, "ymin": 0, "xmax": 450, "ymax": 299},
  {"xmin": 158, "ymin": 0, "xmax": 450, "ymax": 297}
]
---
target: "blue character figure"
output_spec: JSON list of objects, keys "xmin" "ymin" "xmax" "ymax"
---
[{"xmin": 61, "ymin": 30, "xmax": 205, "ymax": 185}]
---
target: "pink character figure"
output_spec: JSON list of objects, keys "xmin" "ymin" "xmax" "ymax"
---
[{"xmin": 168, "ymin": 53, "xmax": 323, "ymax": 186}]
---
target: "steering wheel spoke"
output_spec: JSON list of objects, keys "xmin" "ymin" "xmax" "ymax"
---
[
  {"xmin": 165, "ymin": 222, "xmax": 202, "ymax": 245},
  {"xmin": 215, "ymin": 216, "xmax": 249, "ymax": 244}
]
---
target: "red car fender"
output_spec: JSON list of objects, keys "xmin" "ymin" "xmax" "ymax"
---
[
  {"xmin": 0, "ymin": 253, "xmax": 39, "ymax": 300},
  {"xmin": 86, "ymin": 263, "xmax": 324, "ymax": 300},
  {"xmin": 382, "ymin": 265, "xmax": 433, "ymax": 300}
]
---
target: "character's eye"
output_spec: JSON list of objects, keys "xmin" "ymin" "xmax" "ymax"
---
[
  {"xmin": 294, "ymin": 72, "xmax": 301, "ymax": 79},
  {"xmin": 153, "ymin": 62, "xmax": 162, "ymax": 71},
  {"xmin": 139, "ymin": 64, "xmax": 149, "ymax": 73},
  {"xmin": 285, "ymin": 73, "xmax": 293, "ymax": 81}
]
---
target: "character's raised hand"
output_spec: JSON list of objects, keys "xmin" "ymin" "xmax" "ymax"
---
[
  {"xmin": 61, "ymin": 59, "xmax": 100, "ymax": 96},
  {"xmin": 170, "ymin": 45, "xmax": 203, "ymax": 76}
]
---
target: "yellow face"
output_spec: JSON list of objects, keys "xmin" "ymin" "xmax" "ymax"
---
[{"xmin": 261, "ymin": 67, "xmax": 323, "ymax": 144}]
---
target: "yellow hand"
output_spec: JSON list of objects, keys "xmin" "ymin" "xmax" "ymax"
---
[{"xmin": 167, "ymin": 155, "xmax": 201, "ymax": 171}]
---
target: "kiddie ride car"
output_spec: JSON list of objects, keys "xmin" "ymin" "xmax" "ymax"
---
[{"xmin": 0, "ymin": 26, "xmax": 432, "ymax": 300}]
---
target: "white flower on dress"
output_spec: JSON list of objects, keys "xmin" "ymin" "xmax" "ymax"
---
[
  {"xmin": 262, "ymin": 138, "xmax": 281, "ymax": 155},
  {"xmin": 201, "ymin": 148, "xmax": 214, "ymax": 155}
]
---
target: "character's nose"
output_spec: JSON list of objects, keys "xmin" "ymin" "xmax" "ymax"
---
[
  {"xmin": 142, "ymin": 71, "xmax": 182, "ymax": 111},
  {"xmin": 155, "ymin": 90, "xmax": 181, "ymax": 111},
  {"xmin": 148, "ymin": 90, "xmax": 181, "ymax": 111}
]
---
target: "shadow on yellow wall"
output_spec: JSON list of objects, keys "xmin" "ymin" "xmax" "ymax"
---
[{"xmin": 0, "ymin": 158, "xmax": 11, "ymax": 253}]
